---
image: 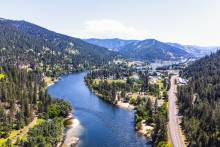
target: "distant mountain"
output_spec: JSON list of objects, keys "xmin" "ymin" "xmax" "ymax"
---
[
  {"xmin": 85, "ymin": 38, "xmax": 192, "ymax": 61},
  {"xmin": 0, "ymin": 18, "xmax": 117, "ymax": 75},
  {"xmin": 85, "ymin": 38, "xmax": 219, "ymax": 61},
  {"xmin": 84, "ymin": 38, "xmax": 138, "ymax": 51},
  {"xmin": 168, "ymin": 43, "xmax": 219, "ymax": 58},
  {"xmin": 118, "ymin": 39, "xmax": 191, "ymax": 61}
]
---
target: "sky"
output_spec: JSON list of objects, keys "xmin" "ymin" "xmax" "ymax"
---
[{"xmin": 0, "ymin": 0, "xmax": 220, "ymax": 46}]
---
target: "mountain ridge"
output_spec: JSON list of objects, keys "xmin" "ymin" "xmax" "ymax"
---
[
  {"xmin": 0, "ymin": 18, "xmax": 118, "ymax": 76},
  {"xmin": 84, "ymin": 38, "xmax": 219, "ymax": 60},
  {"xmin": 118, "ymin": 39, "xmax": 191, "ymax": 61}
]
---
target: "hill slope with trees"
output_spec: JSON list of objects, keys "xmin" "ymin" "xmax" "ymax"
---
[
  {"xmin": 178, "ymin": 51, "xmax": 220, "ymax": 146},
  {"xmin": 0, "ymin": 18, "xmax": 118, "ymax": 76},
  {"xmin": 118, "ymin": 39, "xmax": 191, "ymax": 61},
  {"xmin": 85, "ymin": 38, "xmax": 192, "ymax": 61}
]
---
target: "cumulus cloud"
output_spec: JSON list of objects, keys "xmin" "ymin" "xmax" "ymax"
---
[{"xmin": 74, "ymin": 19, "xmax": 149, "ymax": 39}]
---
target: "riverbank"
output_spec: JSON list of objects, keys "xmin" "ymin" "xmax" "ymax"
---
[
  {"xmin": 44, "ymin": 76, "xmax": 59, "ymax": 87},
  {"xmin": 116, "ymin": 100, "xmax": 135, "ymax": 110},
  {"xmin": 137, "ymin": 122, "xmax": 154, "ymax": 138},
  {"xmin": 45, "ymin": 76, "xmax": 79, "ymax": 146},
  {"xmin": 93, "ymin": 89, "xmax": 135, "ymax": 111},
  {"xmin": 62, "ymin": 113, "xmax": 80, "ymax": 146},
  {"xmin": 57, "ymin": 113, "xmax": 80, "ymax": 147},
  {"xmin": 85, "ymin": 77, "xmax": 135, "ymax": 111}
]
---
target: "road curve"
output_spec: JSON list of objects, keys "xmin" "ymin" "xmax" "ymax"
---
[{"xmin": 168, "ymin": 75, "xmax": 185, "ymax": 147}]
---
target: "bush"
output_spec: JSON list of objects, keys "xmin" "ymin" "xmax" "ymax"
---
[
  {"xmin": 136, "ymin": 122, "xmax": 142, "ymax": 130},
  {"xmin": 156, "ymin": 141, "xmax": 170, "ymax": 147},
  {"xmin": 48, "ymin": 99, "xmax": 72, "ymax": 118},
  {"xmin": 130, "ymin": 98, "xmax": 137, "ymax": 105}
]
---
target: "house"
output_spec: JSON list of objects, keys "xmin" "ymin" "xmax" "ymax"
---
[{"xmin": 178, "ymin": 78, "xmax": 187, "ymax": 85}]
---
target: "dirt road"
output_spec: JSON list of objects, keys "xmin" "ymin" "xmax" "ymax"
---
[
  {"xmin": 12, "ymin": 117, "xmax": 38, "ymax": 143},
  {"xmin": 168, "ymin": 75, "xmax": 185, "ymax": 147}
]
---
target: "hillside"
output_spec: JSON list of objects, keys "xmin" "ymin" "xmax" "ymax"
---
[
  {"xmin": 85, "ymin": 38, "xmax": 219, "ymax": 61},
  {"xmin": 118, "ymin": 39, "xmax": 191, "ymax": 61},
  {"xmin": 0, "ymin": 64, "xmax": 72, "ymax": 146},
  {"xmin": 168, "ymin": 43, "xmax": 219, "ymax": 58},
  {"xmin": 85, "ymin": 38, "xmax": 193, "ymax": 61},
  {"xmin": 0, "ymin": 65, "xmax": 49, "ymax": 142},
  {"xmin": 178, "ymin": 51, "xmax": 220, "ymax": 146},
  {"xmin": 0, "ymin": 18, "xmax": 117, "ymax": 76}
]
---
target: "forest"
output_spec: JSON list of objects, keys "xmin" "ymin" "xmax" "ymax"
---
[
  {"xmin": 0, "ymin": 65, "xmax": 72, "ymax": 146},
  {"xmin": 178, "ymin": 51, "xmax": 220, "ymax": 146}
]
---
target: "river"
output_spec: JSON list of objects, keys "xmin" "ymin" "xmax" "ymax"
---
[{"xmin": 48, "ymin": 72, "xmax": 149, "ymax": 147}]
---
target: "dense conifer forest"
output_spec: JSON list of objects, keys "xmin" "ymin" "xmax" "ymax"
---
[
  {"xmin": 0, "ymin": 64, "xmax": 72, "ymax": 146},
  {"xmin": 0, "ymin": 65, "xmax": 49, "ymax": 136},
  {"xmin": 178, "ymin": 51, "xmax": 220, "ymax": 146}
]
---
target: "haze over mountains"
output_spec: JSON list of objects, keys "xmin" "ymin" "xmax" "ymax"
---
[
  {"xmin": 167, "ymin": 43, "xmax": 219, "ymax": 58},
  {"xmin": 85, "ymin": 38, "xmax": 219, "ymax": 60},
  {"xmin": 85, "ymin": 38, "xmax": 139, "ymax": 51}
]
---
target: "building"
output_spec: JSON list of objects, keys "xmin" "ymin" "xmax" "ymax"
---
[{"xmin": 178, "ymin": 78, "xmax": 187, "ymax": 85}]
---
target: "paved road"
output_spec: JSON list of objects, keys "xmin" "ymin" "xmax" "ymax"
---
[{"xmin": 168, "ymin": 75, "xmax": 185, "ymax": 147}]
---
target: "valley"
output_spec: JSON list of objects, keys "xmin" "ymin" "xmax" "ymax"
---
[{"xmin": 0, "ymin": 17, "xmax": 219, "ymax": 147}]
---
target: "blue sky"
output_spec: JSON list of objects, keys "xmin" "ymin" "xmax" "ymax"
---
[{"xmin": 1, "ymin": 0, "xmax": 220, "ymax": 46}]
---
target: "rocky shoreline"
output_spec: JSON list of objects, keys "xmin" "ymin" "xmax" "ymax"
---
[
  {"xmin": 44, "ymin": 76, "xmax": 59, "ymax": 87},
  {"xmin": 116, "ymin": 100, "xmax": 135, "ymax": 111},
  {"xmin": 63, "ymin": 113, "xmax": 80, "ymax": 147},
  {"xmin": 137, "ymin": 121, "xmax": 154, "ymax": 138}
]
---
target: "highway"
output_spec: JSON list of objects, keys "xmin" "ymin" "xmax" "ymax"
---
[{"xmin": 168, "ymin": 75, "xmax": 185, "ymax": 147}]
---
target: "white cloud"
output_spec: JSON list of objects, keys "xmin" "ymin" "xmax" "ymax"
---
[{"xmin": 74, "ymin": 19, "xmax": 149, "ymax": 39}]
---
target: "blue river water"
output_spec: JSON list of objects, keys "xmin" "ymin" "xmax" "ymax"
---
[{"xmin": 48, "ymin": 72, "xmax": 149, "ymax": 147}]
